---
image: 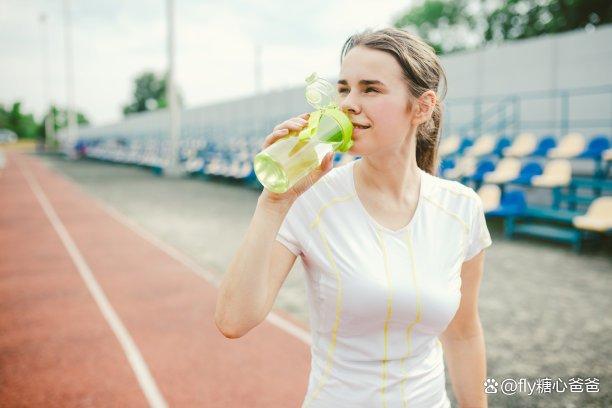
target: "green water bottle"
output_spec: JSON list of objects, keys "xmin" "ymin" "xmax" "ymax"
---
[{"xmin": 253, "ymin": 73, "xmax": 354, "ymax": 194}]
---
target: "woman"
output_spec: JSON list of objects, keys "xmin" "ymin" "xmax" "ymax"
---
[{"xmin": 215, "ymin": 27, "xmax": 492, "ymax": 408}]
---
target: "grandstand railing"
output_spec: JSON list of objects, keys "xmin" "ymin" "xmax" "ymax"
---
[{"xmin": 445, "ymin": 85, "xmax": 612, "ymax": 138}]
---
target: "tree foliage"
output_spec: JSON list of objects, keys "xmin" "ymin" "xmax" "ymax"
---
[
  {"xmin": 0, "ymin": 102, "xmax": 89, "ymax": 140},
  {"xmin": 394, "ymin": 0, "xmax": 612, "ymax": 54},
  {"xmin": 122, "ymin": 71, "xmax": 183, "ymax": 116}
]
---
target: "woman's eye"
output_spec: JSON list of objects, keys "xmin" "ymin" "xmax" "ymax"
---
[
  {"xmin": 365, "ymin": 87, "xmax": 378, "ymax": 93},
  {"xmin": 338, "ymin": 88, "xmax": 349, "ymax": 94}
]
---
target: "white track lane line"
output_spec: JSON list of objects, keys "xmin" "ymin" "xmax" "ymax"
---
[
  {"xmin": 36, "ymin": 156, "xmax": 313, "ymax": 345},
  {"xmin": 17, "ymin": 157, "xmax": 168, "ymax": 408}
]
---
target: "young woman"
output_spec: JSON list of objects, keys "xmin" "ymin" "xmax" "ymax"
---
[{"xmin": 216, "ymin": 28, "xmax": 492, "ymax": 408}]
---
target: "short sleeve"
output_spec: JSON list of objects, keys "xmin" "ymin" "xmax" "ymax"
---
[
  {"xmin": 464, "ymin": 195, "xmax": 493, "ymax": 261},
  {"xmin": 276, "ymin": 196, "xmax": 310, "ymax": 256}
]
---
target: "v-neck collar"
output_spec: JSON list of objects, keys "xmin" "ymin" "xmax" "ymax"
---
[{"xmin": 349, "ymin": 158, "xmax": 428, "ymax": 235}]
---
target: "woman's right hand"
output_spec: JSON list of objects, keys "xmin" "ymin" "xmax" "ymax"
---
[{"xmin": 258, "ymin": 112, "xmax": 335, "ymax": 208}]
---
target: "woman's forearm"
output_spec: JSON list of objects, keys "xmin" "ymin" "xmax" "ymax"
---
[
  {"xmin": 441, "ymin": 327, "xmax": 488, "ymax": 408},
  {"xmin": 214, "ymin": 194, "xmax": 293, "ymax": 338}
]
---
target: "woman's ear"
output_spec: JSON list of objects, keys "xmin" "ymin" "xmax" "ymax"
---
[{"xmin": 411, "ymin": 90, "xmax": 437, "ymax": 126}]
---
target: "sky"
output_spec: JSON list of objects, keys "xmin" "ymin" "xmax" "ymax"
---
[{"xmin": 0, "ymin": 0, "xmax": 409, "ymax": 126}]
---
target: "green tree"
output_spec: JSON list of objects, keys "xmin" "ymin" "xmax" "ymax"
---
[
  {"xmin": 0, "ymin": 102, "xmax": 40, "ymax": 139},
  {"xmin": 0, "ymin": 102, "xmax": 89, "ymax": 140},
  {"xmin": 484, "ymin": 0, "xmax": 611, "ymax": 42},
  {"xmin": 394, "ymin": 0, "xmax": 612, "ymax": 55},
  {"xmin": 122, "ymin": 71, "xmax": 183, "ymax": 116},
  {"xmin": 394, "ymin": 0, "xmax": 477, "ymax": 54}
]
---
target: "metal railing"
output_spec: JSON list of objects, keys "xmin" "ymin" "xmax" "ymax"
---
[{"xmin": 444, "ymin": 85, "xmax": 612, "ymax": 138}]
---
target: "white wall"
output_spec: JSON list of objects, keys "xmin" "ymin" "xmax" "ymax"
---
[{"xmin": 442, "ymin": 24, "xmax": 612, "ymax": 137}]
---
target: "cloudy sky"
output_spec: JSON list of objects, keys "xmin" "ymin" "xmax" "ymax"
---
[{"xmin": 0, "ymin": 0, "xmax": 409, "ymax": 125}]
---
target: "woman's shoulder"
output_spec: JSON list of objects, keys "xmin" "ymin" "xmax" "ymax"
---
[{"xmin": 424, "ymin": 171, "xmax": 482, "ymax": 212}]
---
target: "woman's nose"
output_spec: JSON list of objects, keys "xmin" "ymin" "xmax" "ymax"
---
[{"xmin": 339, "ymin": 93, "xmax": 360, "ymax": 115}]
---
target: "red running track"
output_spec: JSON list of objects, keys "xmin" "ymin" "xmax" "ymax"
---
[{"xmin": 0, "ymin": 150, "xmax": 311, "ymax": 407}]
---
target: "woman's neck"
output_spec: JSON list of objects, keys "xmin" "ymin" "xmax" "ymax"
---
[{"xmin": 355, "ymin": 136, "xmax": 421, "ymax": 204}]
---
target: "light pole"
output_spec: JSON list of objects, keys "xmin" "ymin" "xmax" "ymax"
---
[
  {"xmin": 39, "ymin": 12, "xmax": 55, "ymax": 151},
  {"xmin": 165, "ymin": 0, "xmax": 182, "ymax": 176},
  {"xmin": 63, "ymin": 0, "xmax": 78, "ymax": 157}
]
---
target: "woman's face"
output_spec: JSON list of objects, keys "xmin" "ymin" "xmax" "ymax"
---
[{"xmin": 338, "ymin": 45, "xmax": 415, "ymax": 156}]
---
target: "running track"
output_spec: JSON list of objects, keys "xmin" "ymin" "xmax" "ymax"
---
[{"xmin": 0, "ymin": 150, "xmax": 311, "ymax": 407}]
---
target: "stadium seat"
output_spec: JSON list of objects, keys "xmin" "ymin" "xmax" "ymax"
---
[
  {"xmin": 577, "ymin": 135, "xmax": 610, "ymax": 160},
  {"xmin": 547, "ymin": 132, "xmax": 586, "ymax": 159},
  {"xmin": 338, "ymin": 153, "xmax": 357, "ymax": 166},
  {"xmin": 477, "ymin": 184, "xmax": 501, "ymax": 213},
  {"xmin": 470, "ymin": 159, "xmax": 496, "ymax": 184},
  {"xmin": 531, "ymin": 159, "xmax": 572, "ymax": 188},
  {"xmin": 493, "ymin": 136, "xmax": 511, "ymax": 156},
  {"xmin": 572, "ymin": 197, "xmax": 612, "ymax": 232},
  {"xmin": 444, "ymin": 156, "xmax": 476, "ymax": 180},
  {"xmin": 438, "ymin": 157, "xmax": 455, "ymax": 178},
  {"xmin": 531, "ymin": 135, "xmax": 557, "ymax": 157},
  {"xmin": 512, "ymin": 162, "xmax": 543, "ymax": 185},
  {"xmin": 464, "ymin": 134, "xmax": 497, "ymax": 157},
  {"xmin": 502, "ymin": 132, "xmax": 537, "ymax": 157},
  {"xmin": 457, "ymin": 138, "xmax": 474, "ymax": 155},
  {"xmin": 484, "ymin": 157, "xmax": 522, "ymax": 184},
  {"xmin": 439, "ymin": 134, "xmax": 461, "ymax": 157},
  {"xmin": 185, "ymin": 157, "xmax": 204, "ymax": 173}
]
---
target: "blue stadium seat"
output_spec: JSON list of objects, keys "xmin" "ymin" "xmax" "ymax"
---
[
  {"xmin": 470, "ymin": 159, "xmax": 496, "ymax": 183},
  {"xmin": 457, "ymin": 138, "xmax": 474, "ymax": 155},
  {"xmin": 487, "ymin": 190, "xmax": 527, "ymax": 217},
  {"xmin": 438, "ymin": 157, "xmax": 455, "ymax": 178},
  {"xmin": 531, "ymin": 135, "xmax": 556, "ymax": 157},
  {"xmin": 493, "ymin": 136, "xmax": 511, "ymax": 156},
  {"xmin": 578, "ymin": 135, "xmax": 610, "ymax": 160},
  {"xmin": 512, "ymin": 162, "xmax": 543, "ymax": 185}
]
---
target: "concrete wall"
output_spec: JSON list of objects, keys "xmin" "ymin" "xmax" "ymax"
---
[{"xmin": 442, "ymin": 24, "xmax": 612, "ymax": 137}]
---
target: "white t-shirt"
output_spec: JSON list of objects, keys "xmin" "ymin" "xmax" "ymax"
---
[{"xmin": 276, "ymin": 158, "xmax": 492, "ymax": 408}]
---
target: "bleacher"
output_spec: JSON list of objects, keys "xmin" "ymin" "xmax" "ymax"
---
[{"xmin": 439, "ymin": 131, "xmax": 611, "ymax": 251}]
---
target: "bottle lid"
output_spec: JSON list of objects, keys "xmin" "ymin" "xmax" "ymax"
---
[{"xmin": 304, "ymin": 72, "xmax": 338, "ymax": 109}]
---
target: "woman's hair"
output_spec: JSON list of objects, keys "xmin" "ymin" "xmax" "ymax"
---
[{"xmin": 340, "ymin": 27, "xmax": 447, "ymax": 175}]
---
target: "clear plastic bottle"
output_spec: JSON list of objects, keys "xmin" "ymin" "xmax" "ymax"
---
[{"xmin": 253, "ymin": 73, "xmax": 353, "ymax": 194}]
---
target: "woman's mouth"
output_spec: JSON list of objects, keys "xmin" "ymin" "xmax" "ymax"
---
[{"xmin": 352, "ymin": 123, "xmax": 371, "ymax": 130}]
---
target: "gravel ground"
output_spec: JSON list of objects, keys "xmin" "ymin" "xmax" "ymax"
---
[{"xmin": 34, "ymin": 153, "xmax": 611, "ymax": 407}]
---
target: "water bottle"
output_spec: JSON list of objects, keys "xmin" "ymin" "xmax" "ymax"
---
[{"xmin": 253, "ymin": 73, "xmax": 354, "ymax": 193}]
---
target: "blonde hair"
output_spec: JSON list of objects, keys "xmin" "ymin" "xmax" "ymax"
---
[{"xmin": 340, "ymin": 27, "xmax": 447, "ymax": 175}]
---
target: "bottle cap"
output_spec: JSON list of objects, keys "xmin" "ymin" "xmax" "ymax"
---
[{"xmin": 304, "ymin": 72, "xmax": 338, "ymax": 109}]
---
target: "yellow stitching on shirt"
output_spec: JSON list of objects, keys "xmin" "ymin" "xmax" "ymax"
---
[
  {"xmin": 422, "ymin": 195, "xmax": 469, "ymax": 232},
  {"xmin": 309, "ymin": 194, "xmax": 356, "ymax": 229},
  {"xmin": 302, "ymin": 194, "xmax": 355, "ymax": 408},
  {"xmin": 301, "ymin": 223, "xmax": 343, "ymax": 408},
  {"xmin": 400, "ymin": 232, "xmax": 423, "ymax": 407},
  {"xmin": 432, "ymin": 180, "xmax": 479, "ymax": 202},
  {"xmin": 374, "ymin": 227, "xmax": 394, "ymax": 408},
  {"xmin": 422, "ymin": 195, "xmax": 469, "ymax": 259}
]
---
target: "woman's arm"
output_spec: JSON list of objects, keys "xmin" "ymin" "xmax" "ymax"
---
[
  {"xmin": 214, "ymin": 194, "xmax": 295, "ymax": 338},
  {"xmin": 440, "ymin": 250, "xmax": 488, "ymax": 408}
]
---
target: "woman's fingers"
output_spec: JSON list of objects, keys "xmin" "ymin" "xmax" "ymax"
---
[
  {"xmin": 289, "ymin": 151, "xmax": 334, "ymax": 197},
  {"xmin": 265, "ymin": 115, "xmax": 310, "ymax": 149},
  {"xmin": 262, "ymin": 128, "xmax": 289, "ymax": 149}
]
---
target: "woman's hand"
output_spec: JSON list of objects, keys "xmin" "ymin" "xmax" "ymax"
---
[{"xmin": 258, "ymin": 112, "xmax": 335, "ymax": 208}]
